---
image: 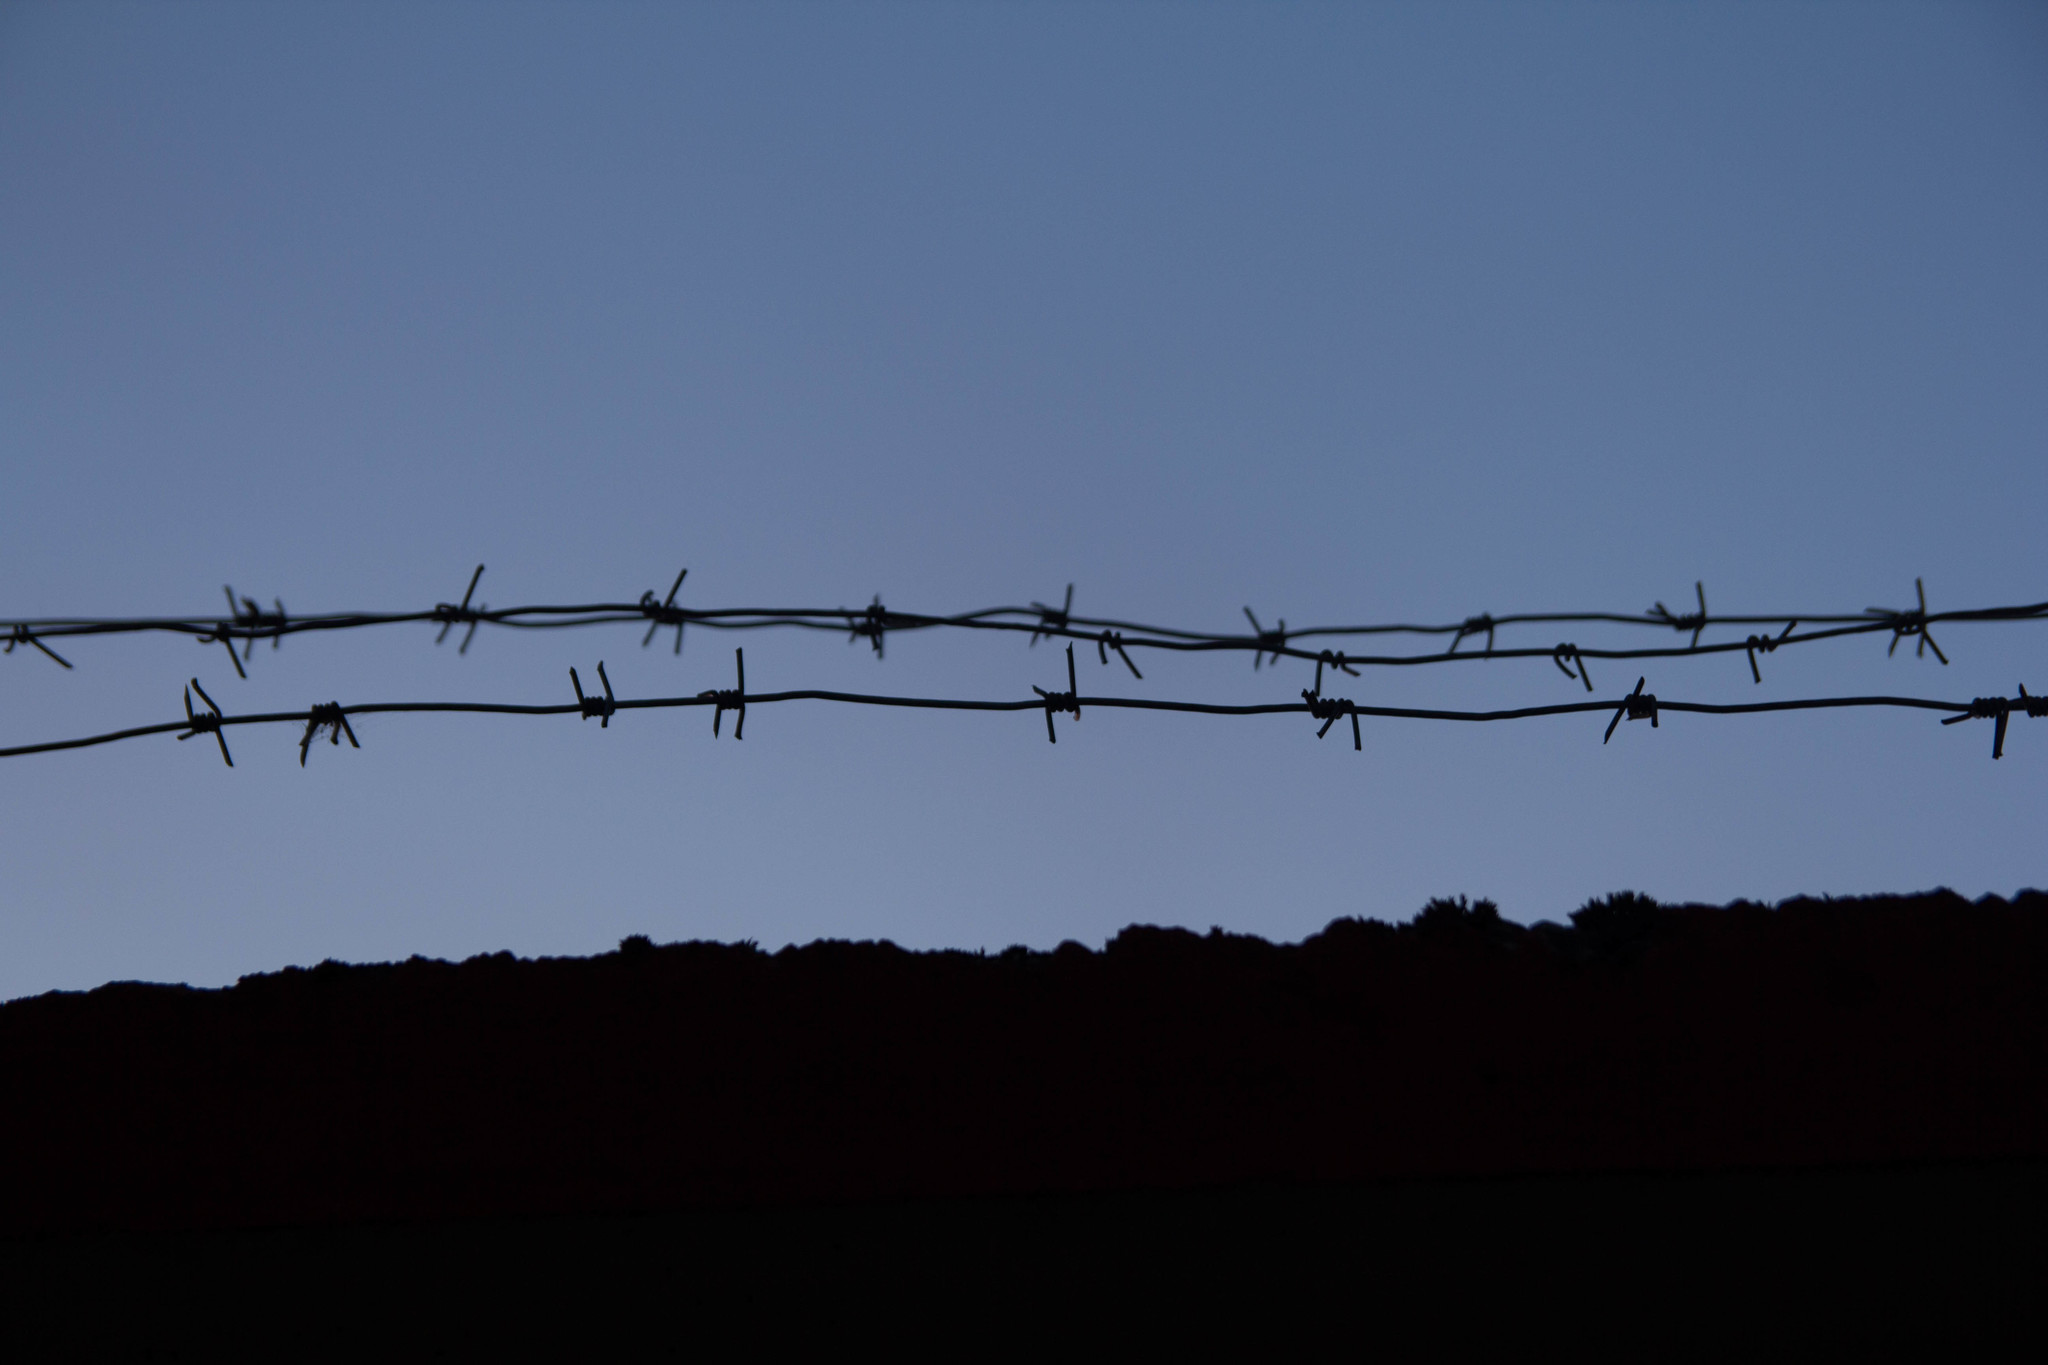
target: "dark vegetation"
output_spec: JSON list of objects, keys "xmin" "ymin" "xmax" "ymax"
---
[
  {"xmin": 6, "ymin": 889, "xmax": 2046, "ymax": 1347},
  {"xmin": 2, "ymin": 889, "xmax": 2043, "ymax": 1238}
]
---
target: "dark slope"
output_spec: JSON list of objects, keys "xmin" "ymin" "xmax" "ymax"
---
[{"xmin": 2, "ymin": 890, "xmax": 2044, "ymax": 1236}]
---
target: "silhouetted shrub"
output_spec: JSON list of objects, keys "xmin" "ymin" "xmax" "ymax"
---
[
  {"xmin": 1409, "ymin": 896, "xmax": 1504, "ymax": 937},
  {"xmin": 1302, "ymin": 916, "xmax": 1396, "ymax": 955},
  {"xmin": 1104, "ymin": 925, "xmax": 1203, "ymax": 962},
  {"xmin": 1569, "ymin": 892, "xmax": 1664, "ymax": 960}
]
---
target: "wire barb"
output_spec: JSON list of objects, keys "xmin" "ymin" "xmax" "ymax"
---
[
  {"xmin": 1097, "ymin": 630, "xmax": 1143, "ymax": 679},
  {"xmin": 198, "ymin": 628, "xmax": 246, "ymax": 679},
  {"xmin": 848, "ymin": 596, "xmax": 890, "ymax": 658},
  {"xmin": 1031, "ymin": 644, "xmax": 1081, "ymax": 742},
  {"xmin": 1311, "ymin": 650, "xmax": 1358, "ymax": 697},
  {"xmin": 1745, "ymin": 621, "xmax": 1798, "ymax": 684},
  {"xmin": 571, "ymin": 662, "xmax": 617, "ymax": 728},
  {"xmin": 1554, "ymin": 643, "xmax": 1593, "ymax": 692},
  {"xmin": 176, "ymin": 678, "xmax": 233, "ymax": 767},
  {"xmin": 1869, "ymin": 578, "xmax": 1948, "ymax": 664},
  {"xmin": 700, "ymin": 649, "xmax": 745, "ymax": 738},
  {"xmin": 1604, "ymin": 677, "xmax": 1658, "ymax": 744},
  {"xmin": 1939, "ymin": 685, "xmax": 2045, "ymax": 759},
  {"xmin": 5, "ymin": 623, "xmax": 71, "ymax": 669},
  {"xmin": 1244, "ymin": 607, "xmax": 1288, "ymax": 670},
  {"xmin": 1029, "ymin": 585, "xmax": 1074, "ymax": 646},
  {"xmin": 1301, "ymin": 688, "xmax": 1362, "ymax": 751},
  {"xmin": 197, "ymin": 585, "xmax": 285, "ymax": 678},
  {"xmin": 1450, "ymin": 614, "xmax": 1496, "ymax": 654},
  {"xmin": 1650, "ymin": 582, "xmax": 1709, "ymax": 649},
  {"xmin": 640, "ymin": 568, "xmax": 688, "ymax": 654},
  {"xmin": 434, "ymin": 565, "xmax": 487, "ymax": 655},
  {"xmin": 228, "ymin": 587, "xmax": 287, "ymax": 659},
  {"xmin": 299, "ymin": 702, "xmax": 359, "ymax": 767}
]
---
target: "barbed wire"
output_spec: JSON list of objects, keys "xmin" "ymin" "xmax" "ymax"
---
[
  {"xmin": 4, "ymin": 646, "xmax": 2040, "ymax": 766},
  {"xmin": 5, "ymin": 569, "xmax": 2042, "ymax": 686}
]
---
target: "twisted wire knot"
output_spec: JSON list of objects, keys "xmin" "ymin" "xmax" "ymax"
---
[
  {"xmin": 571, "ymin": 661, "xmax": 616, "ymax": 727},
  {"xmin": 1097, "ymin": 630, "xmax": 1142, "ymax": 679},
  {"xmin": 1029, "ymin": 584, "xmax": 1074, "ymax": 646},
  {"xmin": 1302, "ymin": 687, "xmax": 1362, "ymax": 750},
  {"xmin": 1553, "ymin": 643, "xmax": 1593, "ymax": 692},
  {"xmin": 1031, "ymin": 644, "xmax": 1080, "ymax": 742},
  {"xmin": 434, "ymin": 565, "xmax": 487, "ymax": 655},
  {"xmin": 1940, "ymin": 686, "xmax": 2042, "ymax": 759},
  {"xmin": 1650, "ymin": 581, "xmax": 1709, "ymax": 648},
  {"xmin": 1879, "ymin": 611, "xmax": 1942, "ymax": 660},
  {"xmin": 1868, "ymin": 578, "xmax": 1948, "ymax": 664},
  {"xmin": 198, "ymin": 585, "xmax": 288, "ymax": 678},
  {"xmin": 5, "ymin": 623, "xmax": 71, "ymax": 669},
  {"xmin": 639, "ymin": 567, "xmax": 689, "ymax": 654},
  {"xmin": 1243, "ymin": 607, "xmax": 1288, "ymax": 669},
  {"xmin": 848, "ymin": 595, "xmax": 889, "ymax": 658},
  {"xmin": 176, "ymin": 678, "xmax": 233, "ymax": 767},
  {"xmin": 1451, "ymin": 614, "xmax": 1496, "ymax": 654},
  {"xmin": 698, "ymin": 648, "xmax": 746, "ymax": 738},
  {"xmin": 1311, "ymin": 650, "xmax": 1358, "ymax": 696},
  {"xmin": 1604, "ymin": 677, "xmax": 1658, "ymax": 744},
  {"xmin": 299, "ymin": 701, "xmax": 359, "ymax": 767},
  {"xmin": 227, "ymin": 587, "xmax": 288, "ymax": 637},
  {"xmin": 1744, "ymin": 620, "xmax": 1798, "ymax": 684}
]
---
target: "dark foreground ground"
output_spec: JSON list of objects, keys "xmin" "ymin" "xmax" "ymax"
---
[
  {"xmin": 7, "ymin": 1161, "xmax": 2042, "ymax": 1353},
  {"xmin": 4, "ymin": 890, "xmax": 2044, "ymax": 1347}
]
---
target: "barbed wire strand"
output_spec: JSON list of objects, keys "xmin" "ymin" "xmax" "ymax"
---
[
  {"xmin": 7, "ymin": 571, "xmax": 2042, "ymax": 684},
  {"xmin": 5, "ymin": 654, "xmax": 2040, "ymax": 764}
]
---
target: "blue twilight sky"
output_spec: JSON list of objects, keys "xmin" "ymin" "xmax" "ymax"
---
[{"xmin": 2, "ymin": 1, "xmax": 2044, "ymax": 1000}]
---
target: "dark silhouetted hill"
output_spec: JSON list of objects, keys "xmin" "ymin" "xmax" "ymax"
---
[{"xmin": 3, "ymin": 889, "xmax": 2043, "ymax": 1238}]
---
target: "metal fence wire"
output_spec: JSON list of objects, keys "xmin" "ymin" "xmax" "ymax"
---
[
  {"xmin": 7, "ymin": 568, "xmax": 2041, "ymax": 679},
  {"xmin": 4, "ymin": 571, "xmax": 2043, "ymax": 766}
]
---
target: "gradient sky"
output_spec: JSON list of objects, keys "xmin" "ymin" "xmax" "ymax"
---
[{"xmin": 3, "ymin": 1, "xmax": 2044, "ymax": 1000}]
